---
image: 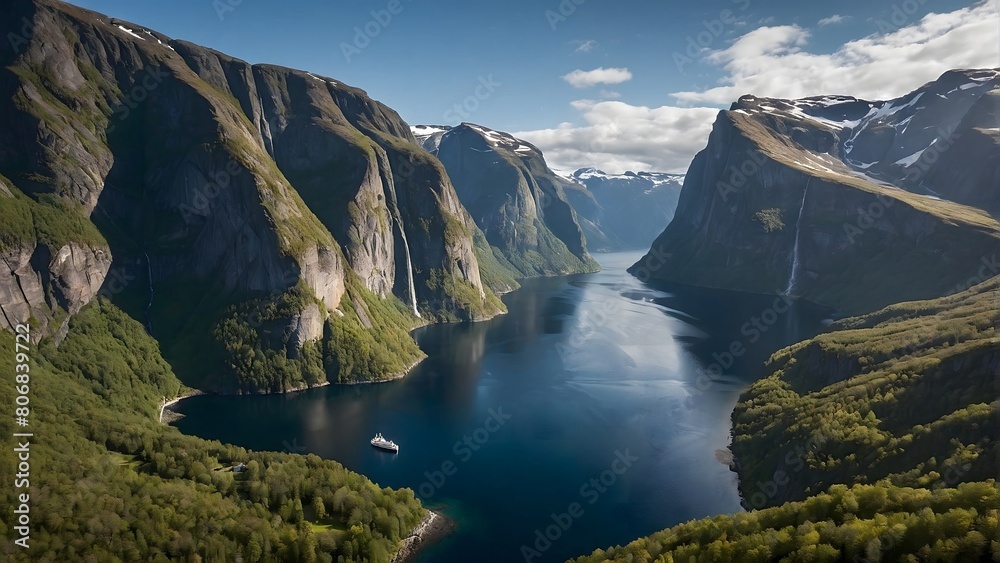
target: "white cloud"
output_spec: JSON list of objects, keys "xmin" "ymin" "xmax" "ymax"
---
[
  {"xmin": 562, "ymin": 67, "xmax": 633, "ymax": 88},
  {"xmin": 521, "ymin": 1, "xmax": 998, "ymax": 175},
  {"xmin": 515, "ymin": 102, "xmax": 719, "ymax": 174},
  {"xmin": 573, "ymin": 39, "xmax": 599, "ymax": 53},
  {"xmin": 818, "ymin": 14, "xmax": 849, "ymax": 26},
  {"xmin": 598, "ymin": 89, "xmax": 622, "ymax": 99},
  {"xmin": 675, "ymin": 1, "xmax": 998, "ymax": 105}
]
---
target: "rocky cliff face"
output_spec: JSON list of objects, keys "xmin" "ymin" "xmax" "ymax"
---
[
  {"xmin": 633, "ymin": 69, "xmax": 1000, "ymax": 314},
  {"xmin": 0, "ymin": 238, "xmax": 110, "ymax": 339},
  {"xmin": 170, "ymin": 41, "xmax": 494, "ymax": 320},
  {"xmin": 412, "ymin": 124, "xmax": 599, "ymax": 277},
  {"xmin": 569, "ymin": 168, "xmax": 684, "ymax": 250},
  {"xmin": 0, "ymin": 0, "xmax": 502, "ymax": 391}
]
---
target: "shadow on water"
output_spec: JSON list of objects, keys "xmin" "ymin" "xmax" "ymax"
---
[{"xmin": 172, "ymin": 251, "xmax": 832, "ymax": 563}]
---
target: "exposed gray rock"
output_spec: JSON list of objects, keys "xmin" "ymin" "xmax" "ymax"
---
[
  {"xmin": 0, "ymin": 242, "xmax": 110, "ymax": 333},
  {"xmin": 413, "ymin": 123, "xmax": 599, "ymax": 276},
  {"xmin": 633, "ymin": 69, "xmax": 1000, "ymax": 314}
]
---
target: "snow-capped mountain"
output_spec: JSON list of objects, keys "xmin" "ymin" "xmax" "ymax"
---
[
  {"xmin": 634, "ymin": 68, "xmax": 1000, "ymax": 314},
  {"xmin": 729, "ymin": 68, "xmax": 999, "ymax": 210},
  {"xmin": 568, "ymin": 169, "xmax": 685, "ymax": 250},
  {"xmin": 571, "ymin": 168, "xmax": 685, "ymax": 190}
]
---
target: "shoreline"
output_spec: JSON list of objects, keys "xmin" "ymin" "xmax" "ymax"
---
[
  {"xmin": 159, "ymin": 390, "xmax": 203, "ymax": 424},
  {"xmin": 337, "ymin": 356, "xmax": 427, "ymax": 386},
  {"xmin": 161, "ymin": 355, "xmax": 429, "ymax": 423},
  {"xmin": 392, "ymin": 510, "xmax": 455, "ymax": 563},
  {"xmin": 162, "ymin": 269, "xmax": 565, "ymax": 407}
]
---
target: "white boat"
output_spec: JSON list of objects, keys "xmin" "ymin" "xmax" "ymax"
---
[{"xmin": 370, "ymin": 433, "xmax": 399, "ymax": 453}]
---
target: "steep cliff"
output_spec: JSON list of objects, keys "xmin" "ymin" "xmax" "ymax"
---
[
  {"xmin": 0, "ymin": 0, "xmax": 502, "ymax": 392},
  {"xmin": 632, "ymin": 69, "xmax": 1000, "ymax": 314},
  {"xmin": 412, "ymin": 124, "xmax": 600, "ymax": 277}
]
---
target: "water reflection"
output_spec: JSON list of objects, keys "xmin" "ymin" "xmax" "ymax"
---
[{"xmin": 173, "ymin": 251, "xmax": 831, "ymax": 563}]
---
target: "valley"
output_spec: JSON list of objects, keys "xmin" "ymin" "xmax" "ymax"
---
[{"xmin": 0, "ymin": 0, "xmax": 998, "ymax": 561}]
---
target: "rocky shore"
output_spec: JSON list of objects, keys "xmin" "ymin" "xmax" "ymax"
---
[
  {"xmin": 392, "ymin": 510, "xmax": 455, "ymax": 563},
  {"xmin": 158, "ymin": 391, "xmax": 203, "ymax": 424}
]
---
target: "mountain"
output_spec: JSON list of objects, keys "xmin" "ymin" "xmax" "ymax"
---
[
  {"xmin": 573, "ymin": 482, "xmax": 1000, "ymax": 561},
  {"xmin": 731, "ymin": 274, "xmax": 999, "ymax": 509},
  {"xmin": 411, "ymin": 123, "xmax": 600, "ymax": 276},
  {"xmin": 0, "ymin": 301, "xmax": 427, "ymax": 562},
  {"xmin": 0, "ymin": 0, "xmax": 510, "ymax": 394},
  {"xmin": 632, "ymin": 69, "xmax": 1000, "ymax": 315},
  {"xmin": 573, "ymin": 274, "xmax": 1000, "ymax": 562},
  {"xmin": 568, "ymin": 168, "xmax": 684, "ymax": 250},
  {"xmin": 576, "ymin": 70, "xmax": 1000, "ymax": 562}
]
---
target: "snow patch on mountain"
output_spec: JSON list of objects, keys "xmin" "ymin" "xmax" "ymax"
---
[
  {"xmin": 116, "ymin": 25, "xmax": 145, "ymax": 40},
  {"xmin": 411, "ymin": 125, "xmax": 448, "ymax": 137},
  {"xmin": 572, "ymin": 168, "xmax": 685, "ymax": 189},
  {"xmin": 895, "ymin": 148, "xmax": 928, "ymax": 167}
]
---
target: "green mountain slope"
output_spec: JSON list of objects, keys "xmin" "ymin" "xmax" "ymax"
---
[
  {"xmin": 572, "ymin": 276, "xmax": 1000, "ymax": 563},
  {"xmin": 731, "ymin": 277, "xmax": 1000, "ymax": 508},
  {"xmin": 0, "ymin": 0, "xmax": 507, "ymax": 394},
  {"xmin": 571, "ymin": 481, "xmax": 1000, "ymax": 562},
  {"xmin": 0, "ymin": 300, "xmax": 425, "ymax": 562}
]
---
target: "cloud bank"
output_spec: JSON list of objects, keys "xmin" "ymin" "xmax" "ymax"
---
[{"xmin": 519, "ymin": 1, "xmax": 997, "ymax": 174}]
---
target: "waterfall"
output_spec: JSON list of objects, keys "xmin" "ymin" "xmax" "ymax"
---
[
  {"xmin": 143, "ymin": 251, "xmax": 155, "ymax": 333},
  {"xmin": 398, "ymin": 221, "xmax": 421, "ymax": 318},
  {"xmin": 385, "ymin": 205, "xmax": 421, "ymax": 318},
  {"xmin": 377, "ymin": 155, "xmax": 421, "ymax": 319},
  {"xmin": 784, "ymin": 186, "xmax": 808, "ymax": 297},
  {"xmin": 256, "ymin": 93, "xmax": 275, "ymax": 156}
]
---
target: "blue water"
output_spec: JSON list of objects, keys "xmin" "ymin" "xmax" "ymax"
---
[{"xmin": 173, "ymin": 251, "xmax": 829, "ymax": 562}]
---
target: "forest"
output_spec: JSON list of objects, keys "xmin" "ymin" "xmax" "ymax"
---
[
  {"xmin": 571, "ymin": 482, "xmax": 1000, "ymax": 562},
  {"xmin": 0, "ymin": 299, "xmax": 425, "ymax": 562},
  {"xmin": 574, "ymin": 276, "xmax": 999, "ymax": 562}
]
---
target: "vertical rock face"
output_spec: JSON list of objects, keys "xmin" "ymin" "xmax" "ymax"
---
[
  {"xmin": 0, "ymin": 0, "xmax": 502, "ymax": 391},
  {"xmin": 633, "ymin": 69, "xmax": 1000, "ymax": 314},
  {"xmin": 413, "ymin": 123, "xmax": 599, "ymax": 277},
  {"xmin": 171, "ymin": 42, "xmax": 495, "ymax": 319},
  {"xmin": 0, "ymin": 242, "xmax": 110, "ymax": 335}
]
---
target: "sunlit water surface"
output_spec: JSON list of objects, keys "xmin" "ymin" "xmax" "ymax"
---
[{"xmin": 173, "ymin": 251, "xmax": 830, "ymax": 562}]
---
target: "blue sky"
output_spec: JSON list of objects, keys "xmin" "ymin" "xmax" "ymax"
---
[{"xmin": 71, "ymin": 0, "xmax": 996, "ymax": 172}]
